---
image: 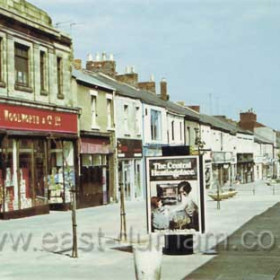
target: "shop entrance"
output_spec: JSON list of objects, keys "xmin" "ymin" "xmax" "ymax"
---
[{"xmin": 80, "ymin": 154, "xmax": 108, "ymax": 208}]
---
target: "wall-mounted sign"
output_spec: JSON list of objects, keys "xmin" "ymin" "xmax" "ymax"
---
[
  {"xmin": 0, "ymin": 103, "xmax": 78, "ymax": 134},
  {"xmin": 117, "ymin": 138, "xmax": 142, "ymax": 158},
  {"xmin": 146, "ymin": 155, "xmax": 205, "ymax": 234},
  {"xmin": 237, "ymin": 153, "xmax": 253, "ymax": 163}
]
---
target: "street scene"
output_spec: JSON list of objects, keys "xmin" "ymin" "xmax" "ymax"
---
[
  {"xmin": 0, "ymin": 0, "xmax": 280, "ymax": 279},
  {"xmin": 0, "ymin": 181, "xmax": 279, "ymax": 279}
]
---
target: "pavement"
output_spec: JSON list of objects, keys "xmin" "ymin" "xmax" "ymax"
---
[{"xmin": 0, "ymin": 180, "xmax": 280, "ymax": 279}]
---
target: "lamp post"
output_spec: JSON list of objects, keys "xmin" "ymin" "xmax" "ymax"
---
[{"xmin": 194, "ymin": 127, "xmax": 205, "ymax": 156}]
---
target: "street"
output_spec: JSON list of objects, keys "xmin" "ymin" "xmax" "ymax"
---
[{"xmin": 0, "ymin": 181, "xmax": 279, "ymax": 280}]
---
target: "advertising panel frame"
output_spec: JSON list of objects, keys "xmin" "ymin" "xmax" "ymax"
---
[{"xmin": 146, "ymin": 155, "xmax": 205, "ymax": 235}]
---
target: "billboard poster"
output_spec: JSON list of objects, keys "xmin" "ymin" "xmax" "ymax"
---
[{"xmin": 146, "ymin": 155, "xmax": 204, "ymax": 234}]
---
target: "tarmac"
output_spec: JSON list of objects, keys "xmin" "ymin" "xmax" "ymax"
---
[{"xmin": 0, "ymin": 180, "xmax": 280, "ymax": 279}]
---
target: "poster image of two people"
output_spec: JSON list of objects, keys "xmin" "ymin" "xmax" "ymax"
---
[{"xmin": 151, "ymin": 181, "xmax": 199, "ymax": 232}]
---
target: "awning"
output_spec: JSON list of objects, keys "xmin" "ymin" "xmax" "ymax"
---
[{"xmin": 81, "ymin": 137, "xmax": 112, "ymax": 154}]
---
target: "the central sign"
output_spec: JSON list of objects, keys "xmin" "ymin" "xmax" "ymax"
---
[{"xmin": 146, "ymin": 155, "xmax": 205, "ymax": 234}]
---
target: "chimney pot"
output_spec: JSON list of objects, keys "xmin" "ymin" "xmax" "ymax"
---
[
  {"xmin": 102, "ymin": 52, "xmax": 107, "ymax": 61},
  {"xmin": 109, "ymin": 54, "xmax": 114, "ymax": 61},
  {"xmin": 95, "ymin": 52, "xmax": 100, "ymax": 61},
  {"xmin": 87, "ymin": 53, "xmax": 93, "ymax": 61}
]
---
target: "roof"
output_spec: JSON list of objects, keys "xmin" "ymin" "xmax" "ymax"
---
[
  {"xmin": 200, "ymin": 114, "xmax": 253, "ymax": 135},
  {"xmin": 72, "ymin": 69, "xmax": 115, "ymax": 92},
  {"xmin": 90, "ymin": 72, "xmax": 200, "ymax": 120},
  {"xmin": 254, "ymin": 133, "xmax": 273, "ymax": 145}
]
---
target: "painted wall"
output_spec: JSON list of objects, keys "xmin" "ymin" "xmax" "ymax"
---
[
  {"xmin": 115, "ymin": 96, "xmax": 142, "ymax": 140},
  {"xmin": 74, "ymin": 81, "xmax": 114, "ymax": 133},
  {"xmin": 143, "ymin": 104, "xmax": 167, "ymax": 145},
  {"xmin": 167, "ymin": 113, "xmax": 184, "ymax": 145}
]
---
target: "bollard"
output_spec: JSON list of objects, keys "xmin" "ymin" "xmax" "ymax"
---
[{"xmin": 133, "ymin": 245, "xmax": 162, "ymax": 280}]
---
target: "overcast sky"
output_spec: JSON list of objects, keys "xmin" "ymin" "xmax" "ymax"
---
[{"xmin": 28, "ymin": 0, "xmax": 280, "ymax": 130}]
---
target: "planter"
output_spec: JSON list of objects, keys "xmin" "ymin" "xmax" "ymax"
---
[
  {"xmin": 208, "ymin": 191, "xmax": 237, "ymax": 201},
  {"xmin": 133, "ymin": 245, "xmax": 162, "ymax": 280}
]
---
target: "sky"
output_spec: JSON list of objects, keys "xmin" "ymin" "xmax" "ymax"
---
[{"xmin": 28, "ymin": 0, "xmax": 280, "ymax": 130}]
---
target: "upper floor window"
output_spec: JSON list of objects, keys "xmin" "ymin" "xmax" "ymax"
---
[
  {"xmin": 187, "ymin": 127, "xmax": 191, "ymax": 145},
  {"xmin": 57, "ymin": 56, "xmax": 64, "ymax": 99},
  {"xmin": 171, "ymin": 120, "xmax": 175, "ymax": 141},
  {"xmin": 40, "ymin": 51, "xmax": 47, "ymax": 94},
  {"xmin": 124, "ymin": 104, "xmax": 129, "ymax": 133},
  {"xmin": 135, "ymin": 106, "xmax": 141, "ymax": 135},
  {"xmin": 91, "ymin": 95, "xmax": 97, "ymax": 128},
  {"xmin": 0, "ymin": 38, "xmax": 2, "ymax": 82},
  {"xmin": 15, "ymin": 43, "xmax": 29, "ymax": 87},
  {"xmin": 107, "ymin": 98, "xmax": 113, "ymax": 128},
  {"xmin": 151, "ymin": 109, "xmax": 161, "ymax": 141},
  {"xmin": 180, "ymin": 122, "xmax": 183, "ymax": 141}
]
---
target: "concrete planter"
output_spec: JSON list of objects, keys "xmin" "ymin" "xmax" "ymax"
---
[{"xmin": 133, "ymin": 245, "xmax": 162, "ymax": 280}]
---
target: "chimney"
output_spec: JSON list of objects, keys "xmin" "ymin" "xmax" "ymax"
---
[
  {"xmin": 188, "ymin": 106, "xmax": 200, "ymax": 113},
  {"xmin": 138, "ymin": 74, "xmax": 156, "ymax": 94},
  {"xmin": 116, "ymin": 66, "xmax": 138, "ymax": 87},
  {"xmin": 239, "ymin": 110, "xmax": 257, "ymax": 131},
  {"xmin": 73, "ymin": 59, "xmax": 82, "ymax": 70},
  {"xmin": 86, "ymin": 51, "xmax": 116, "ymax": 78},
  {"xmin": 160, "ymin": 78, "xmax": 169, "ymax": 101}
]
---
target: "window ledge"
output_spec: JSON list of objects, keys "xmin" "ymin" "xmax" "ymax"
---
[
  {"xmin": 91, "ymin": 126, "xmax": 100, "ymax": 130},
  {"xmin": 15, "ymin": 84, "xmax": 33, "ymax": 93},
  {"xmin": 40, "ymin": 90, "xmax": 48, "ymax": 96},
  {"xmin": 107, "ymin": 127, "xmax": 115, "ymax": 131},
  {"xmin": 0, "ymin": 81, "xmax": 6, "ymax": 88},
  {"xmin": 57, "ymin": 94, "xmax": 65, "ymax": 100},
  {"xmin": 124, "ymin": 133, "xmax": 131, "ymax": 137}
]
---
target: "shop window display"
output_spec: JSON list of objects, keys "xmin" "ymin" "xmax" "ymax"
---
[
  {"xmin": 0, "ymin": 138, "xmax": 49, "ymax": 213},
  {"xmin": 48, "ymin": 140, "xmax": 75, "ymax": 205}
]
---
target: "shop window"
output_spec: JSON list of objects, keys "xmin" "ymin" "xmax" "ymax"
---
[
  {"xmin": 151, "ymin": 109, "xmax": 161, "ymax": 141},
  {"xmin": 40, "ymin": 50, "xmax": 47, "ymax": 94},
  {"xmin": 48, "ymin": 140, "xmax": 74, "ymax": 204},
  {"xmin": 15, "ymin": 43, "xmax": 29, "ymax": 88},
  {"xmin": 57, "ymin": 56, "xmax": 64, "ymax": 99},
  {"xmin": 0, "ymin": 138, "xmax": 13, "ymax": 213}
]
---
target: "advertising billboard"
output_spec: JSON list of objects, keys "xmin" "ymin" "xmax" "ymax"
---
[{"xmin": 146, "ymin": 155, "xmax": 205, "ymax": 234}]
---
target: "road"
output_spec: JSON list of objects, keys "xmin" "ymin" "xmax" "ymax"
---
[{"xmin": 0, "ymin": 180, "xmax": 279, "ymax": 279}]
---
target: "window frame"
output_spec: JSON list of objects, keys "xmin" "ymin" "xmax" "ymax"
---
[
  {"xmin": 15, "ymin": 42, "xmax": 30, "ymax": 89},
  {"xmin": 57, "ymin": 56, "xmax": 64, "ymax": 99},
  {"xmin": 40, "ymin": 50, "xmax": 47, "ymax": 95}
]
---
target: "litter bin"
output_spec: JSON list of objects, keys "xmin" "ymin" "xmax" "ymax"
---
[{"xmin": 133, "ymin": 245, "xmax": 162, "ymax": 280}]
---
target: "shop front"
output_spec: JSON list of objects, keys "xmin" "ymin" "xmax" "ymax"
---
[
  {"xmin": 212, "ymin": 151, "xmax": 234, "ymax": 189},
  {"xmin": 0, "ymin": 103, "xmax": 78, "ymax": 219},
  {"xmin": 237, "ymin": 153, "xmax": 254, "ymax": 184},
  {"xmin": 79, "ymin": 135, "xmax": 113, "ymax": 208},
  {"xmin": 117, "ymin": 139, "xmax": 143, "ymax": 201}
]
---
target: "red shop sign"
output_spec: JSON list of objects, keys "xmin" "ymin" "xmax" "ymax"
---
[{"xmin": 0, "ymin": 103, "xmax": 78, "ymax": 134}]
